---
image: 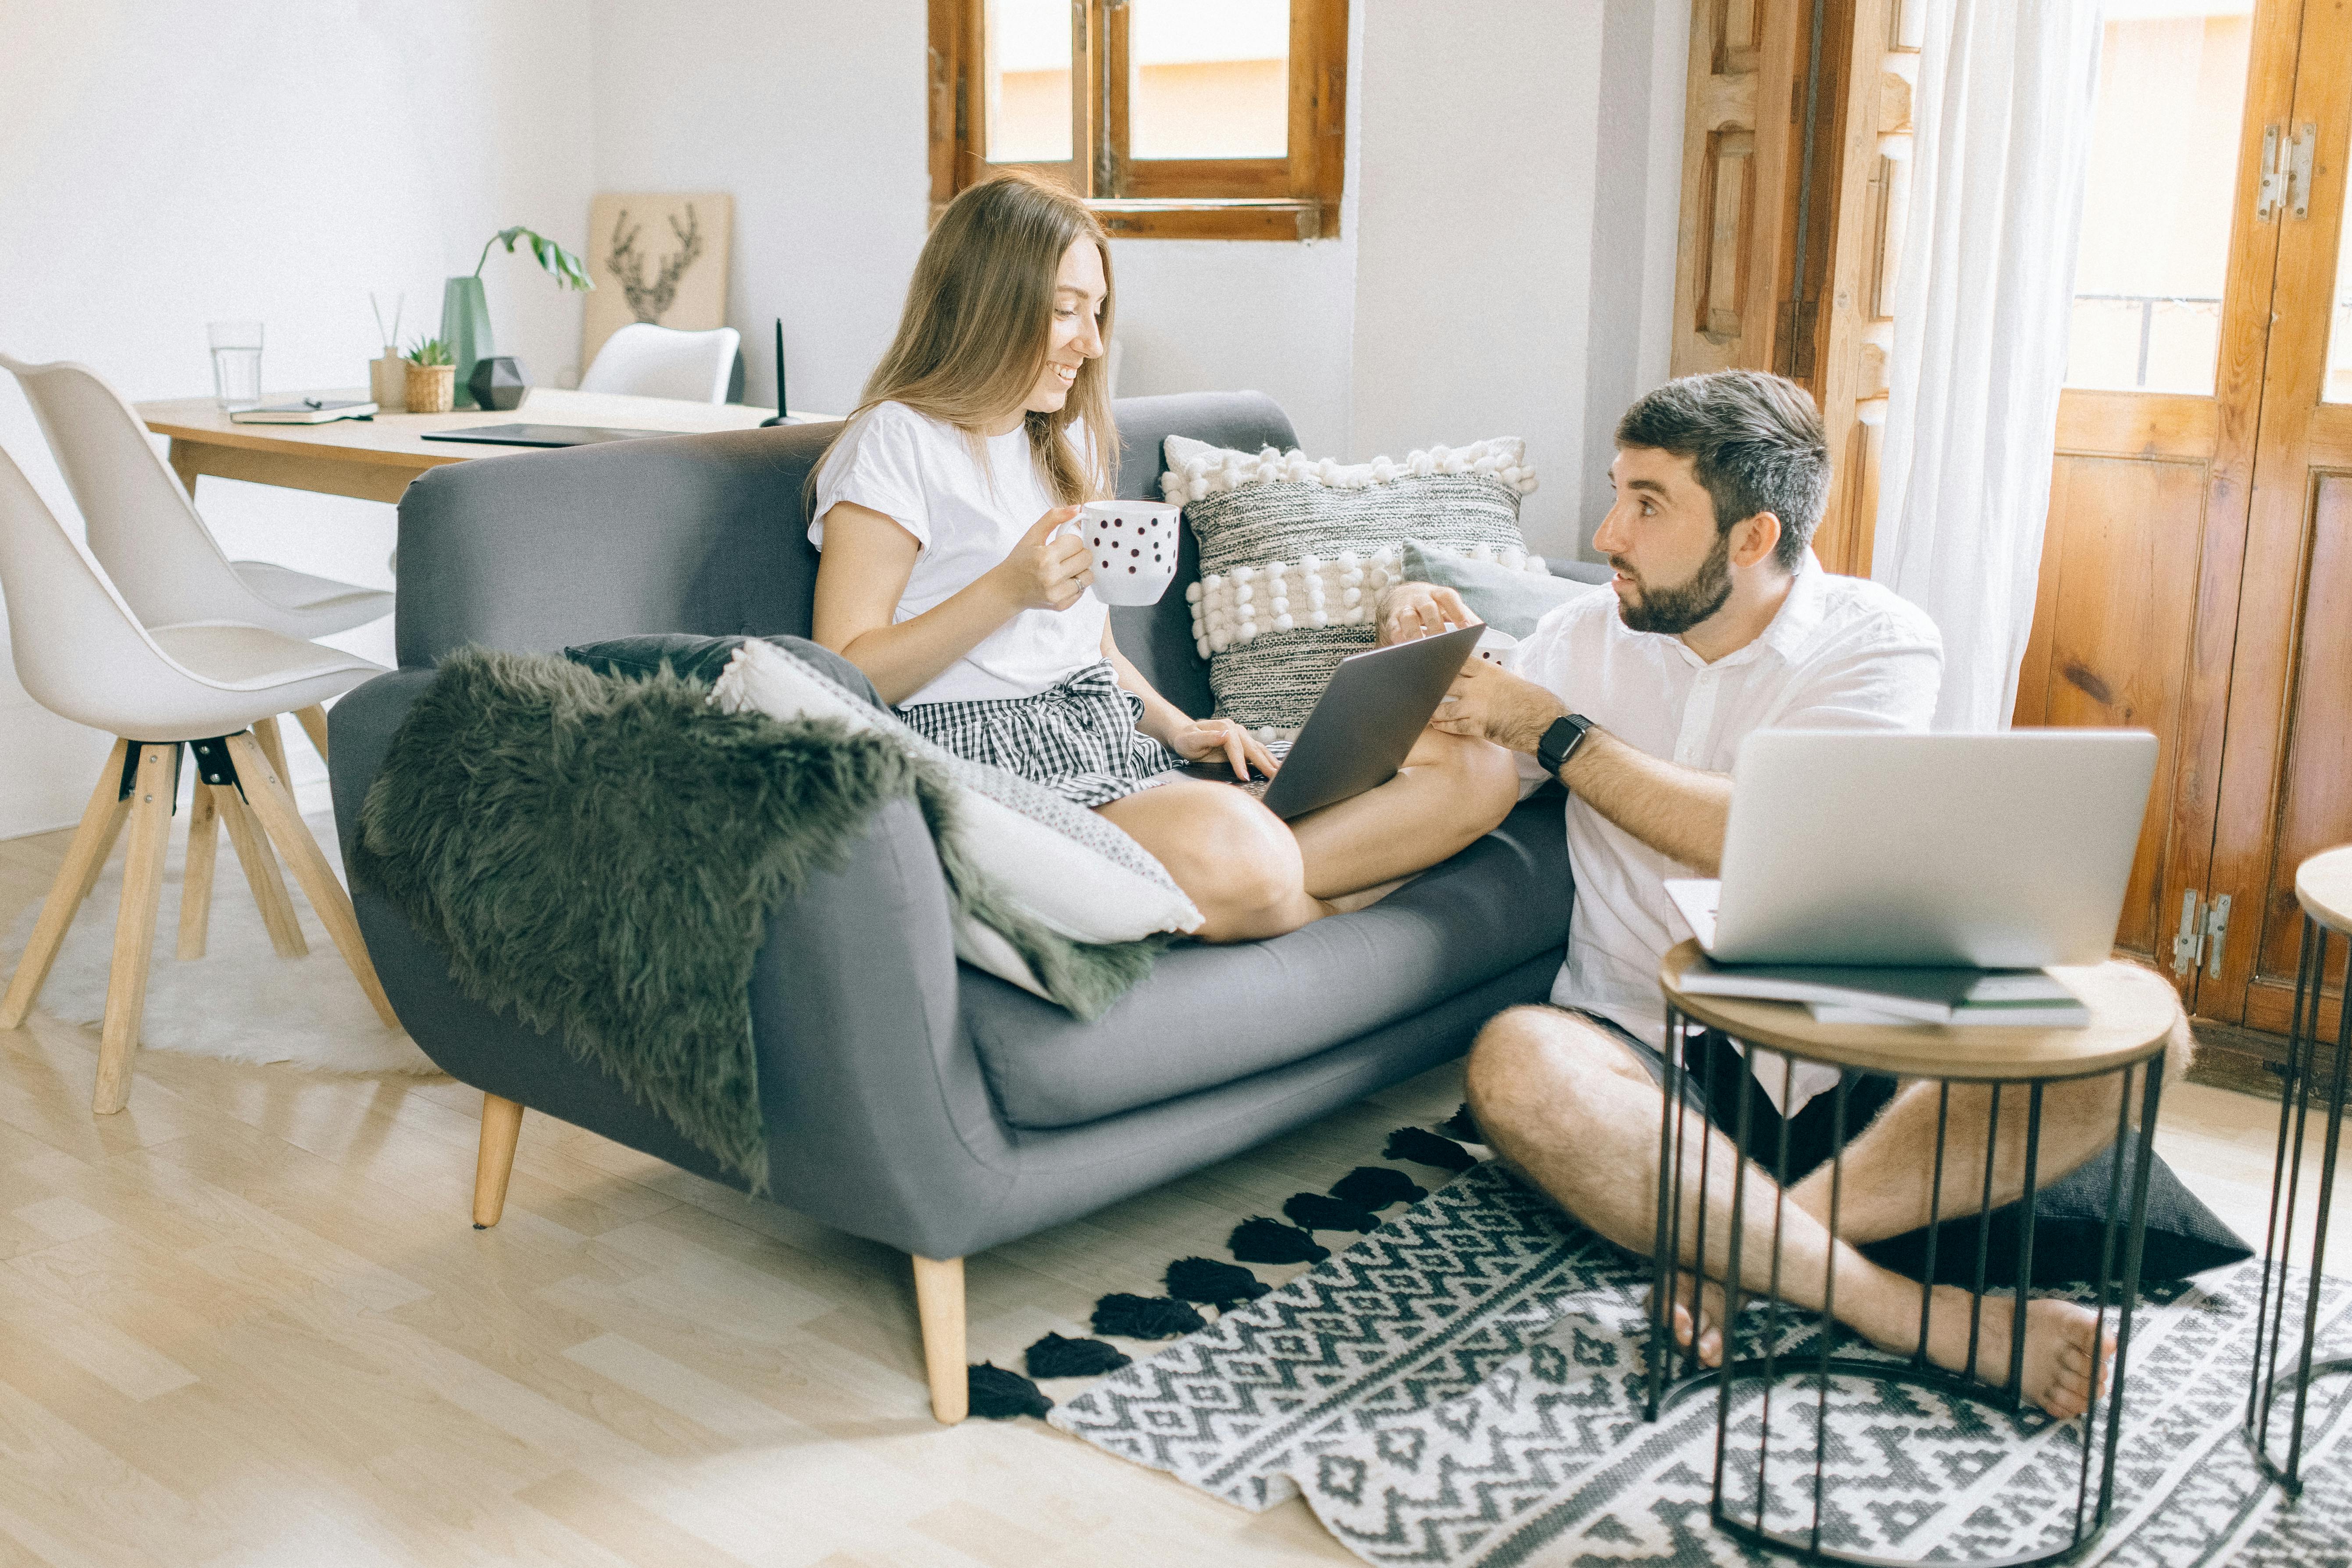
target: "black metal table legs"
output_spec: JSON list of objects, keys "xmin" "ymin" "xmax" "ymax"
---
[
  {"xmin": 2244, "ymin": 913, "xmax": 2352, "ymax": 1492},
  {"xmin": 1645, "ymin": 1005, "xmax": 2164, "ymax": 1566}
]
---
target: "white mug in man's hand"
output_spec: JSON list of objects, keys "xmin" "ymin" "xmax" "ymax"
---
[{"xmin": 1075, "ymin": 500, "xmax": 1181, "ymax": 605}]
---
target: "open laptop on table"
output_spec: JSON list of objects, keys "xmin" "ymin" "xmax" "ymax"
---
[
  {"xmin": 1665, "ymin": 729, "xmax": 2159, "ymax": 969},
  {"xmin": 1181, "ymin": 622, "xmax": 1482, "ymax": 820}
]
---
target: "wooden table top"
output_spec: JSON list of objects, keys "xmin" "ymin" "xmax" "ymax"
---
[
  {"xmin": 138, "ymin": 387, "xmax": 828, "ymax": 471},
  {"xmin": 1657, "ymin": 939, "xmax": 2181, "ymax": 1081},
  {"xmin": 2298, "ymin": 845, "xmax": 2352, "ymax": 933}
]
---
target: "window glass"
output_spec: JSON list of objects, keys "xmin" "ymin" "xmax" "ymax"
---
[
  {"xmin": 985, "ymin": 0, "xmax": 1072, "ymax": 164},
  {"xmin": 1128, "ymin": 0, "xmax": 1289, "ymax": 161},
  {"xmin": 2066, "ymin": 0, "xmax": 2252, "ymax": 393}
]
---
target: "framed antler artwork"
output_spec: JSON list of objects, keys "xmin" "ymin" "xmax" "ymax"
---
[{"xmin": 580, "ymin": 192, "xmax": 734, "ymax": 375}]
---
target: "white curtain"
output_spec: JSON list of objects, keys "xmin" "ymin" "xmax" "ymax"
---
[{"xmin": 1872, "ymin": 0, "xmax": 2104, "ymax": 732}]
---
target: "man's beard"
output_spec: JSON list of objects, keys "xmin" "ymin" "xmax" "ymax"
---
[{"xmin": 1614, "ymin": 530, "xmax": 1733, "ymax": 634}]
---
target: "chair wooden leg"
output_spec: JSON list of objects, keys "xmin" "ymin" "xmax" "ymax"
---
[
  {"xmin": 223, "ymin": 732, "xmax": 399, "ymax": 1028},
  {"xmin": 92, "ymin": 744, "xmax": 177, "ymax": 1114},
  {"xmin": 214, "ymin": 782, "xmax": 306, "ymax": 958},
  {"xmin": 177, "ymin": 784, "xmax": 221, "ymax": 961},
  {"xmin": 473, "ymin": 1093, "xmax": 523, "ymax": 1228},
  {"xmin": 2, "ymin": 740, "xmax": 132, "ymax": 1029},
  {"xmin": 912, "ymin": 1255, "xmax": 969, "ymax": 1424},
  {"xmin": 252, "ymin": 715, "xmax": 291, "ymax": 788},
  {"xmin": 292, "ymin": 704, "xmax": 331, "ymax": 763}
]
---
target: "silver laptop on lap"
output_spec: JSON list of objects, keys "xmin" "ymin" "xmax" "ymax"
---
[{"xmin": 1665, "ymin": 729, "xmax": 2159, "ymax": 968}]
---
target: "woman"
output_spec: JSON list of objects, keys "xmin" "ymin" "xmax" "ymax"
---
[{"xmin": 810, "ymin": 171, "xmax": 1517, "ymax": 941}]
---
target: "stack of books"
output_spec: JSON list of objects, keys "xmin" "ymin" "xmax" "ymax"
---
[{"xmin": 1678, "ymin": 959, "xmax": 2090, "ymax": 1028}]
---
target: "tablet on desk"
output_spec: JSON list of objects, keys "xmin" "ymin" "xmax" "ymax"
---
[{"xmin": 420, "ymin": 424, "xmax": 692, "ymax": 448}]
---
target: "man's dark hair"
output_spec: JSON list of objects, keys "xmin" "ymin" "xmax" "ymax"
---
[{"xmin": 1614, "ymin": 370, "xmax": 1829, "ymax": 572}]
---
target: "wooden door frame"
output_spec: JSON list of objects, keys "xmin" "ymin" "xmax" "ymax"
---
[
  {"xmin": 2014, "ymin": 0, "xmax": 2305, "ymax": 1003},
  {"xmin": 2204, "ymin": 0, "xmax": 2349, "ymax": 1033}
]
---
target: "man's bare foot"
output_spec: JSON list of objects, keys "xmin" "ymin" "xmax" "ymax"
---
[
  {"xmin": 1646, "ymin": 1271, "xmax": 1730, "ymax": 1366},
  {"xmin": 1902, "ymin": 1287, "xmax": 2112, "ymax": 1418}
]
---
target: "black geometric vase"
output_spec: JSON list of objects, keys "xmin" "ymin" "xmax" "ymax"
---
[{"xmin": 466, "ymin": 355, "xmax": 530, "ymax": 413}]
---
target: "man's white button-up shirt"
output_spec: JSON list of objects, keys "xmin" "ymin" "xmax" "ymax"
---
[{"xmin": 1506, "ymin": 552, "xmax": 1943, "ymax": 1114}]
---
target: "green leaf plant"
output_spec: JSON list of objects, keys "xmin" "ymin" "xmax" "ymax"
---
[
  {"xmin": 403, "ymin": 336, "xmax": 454, "ymax": 368},
  {"xmin": 475, "ymin": 226, "xmax": 595, "ymax": 292}
]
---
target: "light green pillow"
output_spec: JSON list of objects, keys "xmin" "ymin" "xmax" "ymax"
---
[{"xmin": 1400, "ymin": 540, "xmax": 1609, "ymax": 639}]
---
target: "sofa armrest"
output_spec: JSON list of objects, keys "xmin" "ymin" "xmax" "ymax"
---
[{"xmin": 328, "ymin": 669, "xmax": 995, "ymax": 1258}]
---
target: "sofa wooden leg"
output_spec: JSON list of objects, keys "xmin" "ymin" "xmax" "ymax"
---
[
  {"xmin": 912, "ymin": 1254, "xmax": 968, "ymax": 1424},
  {"xmin": 473, "ymin": 1093, "xmax": 523, "ymax": 1228}
]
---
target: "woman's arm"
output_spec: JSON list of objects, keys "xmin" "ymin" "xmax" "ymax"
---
[
  {"xmin": 1103, "ymin": 622, "xmax": 1280, "ymax": 779},
  {"xmin": 811, "ymin": 501, "xmax": 1089, "ymax": 706}
]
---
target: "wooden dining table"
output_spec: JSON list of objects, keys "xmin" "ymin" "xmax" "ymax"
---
[{"xmin": 136, "ymin": 388, "xmax": 833, "ymax": 504}]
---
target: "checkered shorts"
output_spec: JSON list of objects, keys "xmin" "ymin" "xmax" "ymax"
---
[{"xmin": 897, "ymin": 660, "xmax": 1183, "ymax": 808}]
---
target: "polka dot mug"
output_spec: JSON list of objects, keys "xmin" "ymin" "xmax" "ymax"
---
[{"xmin": 1074, "ymin": 500, "xmax": 1182, "ymax": 606}]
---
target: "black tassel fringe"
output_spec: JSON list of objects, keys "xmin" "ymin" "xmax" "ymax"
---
[
  {"xmin": 1164, "ymin": 1256, "xmax": 1270, "ymax": 1309},
  {"xmin": 1384, "ymin": 1125, "xmax": 1477, "ymax": 1172},
  {"xmin": 1330, "ymin": 1165, "xmax": 1427, "ymax": 1210},
  {"xmin": 968, "ymin": 1361, "xmax": 1052, "ymax": 1419},
  {"xmin": 1283, "ymin": 1192, "xmax": 1380, "ymax": 1233},
  {"xmin": 1090, "ymin": 1293, "xmax": 1207, "ymax": 1339},
  {"xmin": 1229, "ymin": 1216, "xmax": 1330, "ymax": 1264},
  {"xmin": 1024, "ymin": 1332, "xmax": 1132, "ymax": 1379},
  {"xmin": 1438, "ymin": 1101, "xmax": 1481, "ymax": 1143}
]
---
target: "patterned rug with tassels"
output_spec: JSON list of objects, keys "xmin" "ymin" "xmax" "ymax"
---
[{"xmin": 977, "ymin": 1110, "xmax": 2352, "ymax": 1568}]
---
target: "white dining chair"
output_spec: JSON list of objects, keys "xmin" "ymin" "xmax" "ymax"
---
[
  {"xmin": 578, "ymin": 323, "xmax": 742, "ymax": 403},
  {"xmin": 3, "ymin": 353, "xmax": 393, "ymax": 779},
  {"xmin": 0, "ymin": 439, "xmax": 397, "ymax": 1114}
]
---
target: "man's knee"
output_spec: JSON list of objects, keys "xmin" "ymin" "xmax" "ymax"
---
[{"xmin": 1467, "ymin": 1006, "xmax": 1636, "ymax": 1133}]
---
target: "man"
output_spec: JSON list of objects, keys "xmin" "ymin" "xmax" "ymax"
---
[{"xmin": 1382, "ymin": 370, "xmax": 2181, "ymax": 1418}]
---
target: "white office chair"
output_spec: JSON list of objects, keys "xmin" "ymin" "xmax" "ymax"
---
[
  {"xmin": 578, "ymin": 323, "xmax": 742, "ymax": 403},
  {"xmin": 0, "ymin": 440, "xmax": 397, "ymax": 1114}
]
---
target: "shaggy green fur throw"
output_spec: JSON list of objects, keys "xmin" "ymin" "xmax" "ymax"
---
[{"xmin": 350, "ymin": 647, "xmax": 1163, "ymax": 1191}]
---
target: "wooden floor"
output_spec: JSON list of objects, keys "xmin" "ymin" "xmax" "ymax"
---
[{"xmin": 0, "ymin": 818, "xmax": 2345, "ymax": 1567}]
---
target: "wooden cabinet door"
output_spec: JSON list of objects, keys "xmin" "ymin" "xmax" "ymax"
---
[
  {"xmin": 2202, "ymin": 0, "xmax": 2352, "ymax": 1037},
  {"xmin": 2012, "ymin": 0, "xmax": 2303, "ymax": 988}
]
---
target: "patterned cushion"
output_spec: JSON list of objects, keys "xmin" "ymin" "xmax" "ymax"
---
[{"xmin": 1160, "ymin": 435, "xmax": 1540, "ymax": 732}]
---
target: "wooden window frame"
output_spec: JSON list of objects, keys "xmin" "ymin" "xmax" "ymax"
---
[{"xmin": 928, "ymin": 0, "xmax": 1348, "ymax": 241}]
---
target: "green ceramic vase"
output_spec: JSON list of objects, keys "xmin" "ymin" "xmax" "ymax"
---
[{"xmin": 440, "ymin": 275, "xmax": 493, "ymax": 409}]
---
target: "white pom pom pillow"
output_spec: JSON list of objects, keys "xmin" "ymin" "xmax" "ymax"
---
[{"xmin": 1160, "ymin": 433, "xmax": 1544, "ymax": 733}]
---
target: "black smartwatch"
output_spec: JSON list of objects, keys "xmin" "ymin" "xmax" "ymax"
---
[{"xmin": 1536, "ymin": 713, "xmax": 1595, "ymax": 777}]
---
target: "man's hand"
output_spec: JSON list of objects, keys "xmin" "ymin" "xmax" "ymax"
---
[
  {"xmin": 1378, "ymin": 582, "xmax": 1479, "ymax": 646},
  {"xmin": 1429, "ymin": 657, "xmax": 1567, "ymax": 756}
]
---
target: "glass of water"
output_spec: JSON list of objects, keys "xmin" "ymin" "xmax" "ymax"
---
[{"xmin": 208, "ymin": 320, "xmax": 264, "ymax": 411}]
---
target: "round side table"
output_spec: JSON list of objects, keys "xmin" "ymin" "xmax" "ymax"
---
[
  {"xmin": 2244, "ymin": 843, "xmax": 2352, "ymax": 1491},
  {"xmin": 1645, "ymin": 940, "xmax": 2181, "ymax": 1567}
]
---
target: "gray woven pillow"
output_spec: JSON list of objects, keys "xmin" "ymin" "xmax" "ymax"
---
[{"xmin": 1161, "ymin": 436, "xmax": 1541, "ymax": 732}]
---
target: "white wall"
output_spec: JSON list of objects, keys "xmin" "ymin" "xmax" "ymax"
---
[
  {"xmin": 1349, "ymin": 3, "xmax": 1604, "ymax": 558},
  {"xmin": 589, "ymin": 0, "xmax": 931, "ymax": 421},
  {"xmin": 0, "ymin": 1, "xmax": 595, "ymax": 836}
]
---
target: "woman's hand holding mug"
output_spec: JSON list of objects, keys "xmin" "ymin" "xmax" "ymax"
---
[{"xmin": 991, "ymin": 506, "xmax": 1091, "ymax": 611}]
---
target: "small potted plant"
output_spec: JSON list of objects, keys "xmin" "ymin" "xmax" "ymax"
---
[
  {"xmin": 442, "ymin": 225, "xmax": 594, "ymax": 407},
  {"xmin": 403, "ymin": 336, "xmax": 456, "ymax": 414}
]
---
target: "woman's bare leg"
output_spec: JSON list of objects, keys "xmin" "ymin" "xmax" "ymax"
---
[
  {"xmin": 1288, "ymin": 728, "xmax": 1520, "ymax": 899},
  {"xmin": 1097, "ymin": 779, "xmax": 1331, "ymax": 942}
]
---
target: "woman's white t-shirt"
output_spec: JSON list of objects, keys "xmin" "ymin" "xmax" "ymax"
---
[{"xmin": 811, "ymin": 400, "xmax": 1107, "ymax": 707}]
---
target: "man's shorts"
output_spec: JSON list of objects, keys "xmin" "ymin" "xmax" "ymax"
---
[{"xmin": 1568, "ymin": 1008, "xmax": 1900, "ymax": 1185}]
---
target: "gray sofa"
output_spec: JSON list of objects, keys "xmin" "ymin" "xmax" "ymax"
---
[{"xmin": 328, "ymin": 391, "xmax": 1578, "ymax": 1421}]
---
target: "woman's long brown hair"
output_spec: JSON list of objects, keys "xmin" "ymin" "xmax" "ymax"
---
[{"xmin": 821, "ymin": 171, "xmax": 1117, "ymax": 506}]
